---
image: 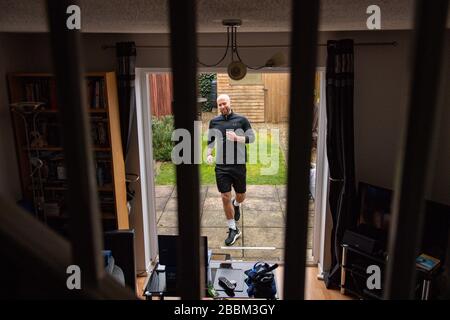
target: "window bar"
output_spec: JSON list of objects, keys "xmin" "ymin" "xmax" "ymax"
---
[
  {"xmin": 384, "ymin": 0, "xmax": 449, "ymax": 299},
  {"xmin": 168, "ymin": 0, "xmax": 203, "ymax": 299},
  {"xmin": 283, "ymin": 1, "xmax": 320, "ymax": 299},
  {"xmin": 46, "ymin": 0, "xmax": 104, "ymax": 287},
  {"xmin": 0, "ymin": 197, "xmax": 135, "ymax": 299}
]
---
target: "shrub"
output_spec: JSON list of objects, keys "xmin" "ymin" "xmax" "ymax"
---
[
  {"xmin": 152, "ymin": 115, "xmax": 174, "ymax": 161},
  {"xmin": 198, "ymin": 73, "xmax": 216, "ymax": 112}
]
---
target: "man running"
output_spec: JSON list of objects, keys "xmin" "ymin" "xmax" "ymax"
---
[{"xmin": 207, "ymin": 94, "xmax": 255, "ymax": 246}]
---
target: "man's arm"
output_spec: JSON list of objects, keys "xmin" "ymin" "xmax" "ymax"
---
[
  {"xmin": 206, "ymin": 121, "xmax": 216, "ymax": 163},
  {"xmin": 226, "ymin": 117, "xmax": 255, "ymax": 143},
  {"xmin": 226, "ymin": 133, "xmax": 246, "ymax": 144},
  {"xmin": 242, "ymin": 117, "xmax": 255, "ymax": 144},
  {"xmin": 207, "ymin": 120, "xmax": 216, "ymax": 150}
]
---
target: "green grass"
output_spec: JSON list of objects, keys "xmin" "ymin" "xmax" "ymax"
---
[{"xmin": 155, "ymin": 132, "xmax": 286, "ymax": 185}]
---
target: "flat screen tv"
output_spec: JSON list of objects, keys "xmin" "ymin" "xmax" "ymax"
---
[
  {"xmin": 357, "ymin": 182, "xmax": 449, "ymax": 262},
  {"xmin": 357, "ymin": 182, "xmax": 393, "ymax": 233}
]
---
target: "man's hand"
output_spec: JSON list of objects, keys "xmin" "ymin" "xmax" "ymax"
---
[
  {"xmin": 226, "ymin": 131, "xmax": 238, "ymax": 141},
  {"xmin": 226, "ymin": 131, "xmax": 246, "ymax": 143},
  {"xmin": 206, "ymin": 154, "xmax": 214, "ymax": 164}
]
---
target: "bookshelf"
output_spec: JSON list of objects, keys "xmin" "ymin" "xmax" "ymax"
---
[{"xmin": 8, "ymin": 72, "xmax": 129, "ymax": 234}]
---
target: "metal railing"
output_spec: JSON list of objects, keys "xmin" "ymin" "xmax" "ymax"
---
[
  {"xmin": 384, "ymin": 0, "xmax": 449, "ymax": 299},
  {"xmin": 0, "ymin": 0, "xmax": 448, "ymax": 300}
]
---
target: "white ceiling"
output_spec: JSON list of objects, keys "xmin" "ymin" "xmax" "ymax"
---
[{"xmin": 0, "ymin": 0, "xmax": 449, "ymax": 33}]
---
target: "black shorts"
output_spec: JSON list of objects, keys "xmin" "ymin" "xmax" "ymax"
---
[{"xmin": 215, "ymin": 164, "xmax": 247, "ymax": 194}]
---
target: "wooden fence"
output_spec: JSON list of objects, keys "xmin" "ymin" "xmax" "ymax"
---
[
  {"xmin": 148, "ymin": 73, "xmax": 173, "ymax": 117},
  {"xmin": 148, "ymin": 72, "xmax": 318, "ymax": 124},
  {"xmin": 217, "ymin": 72, "xmax": 291, "ymax": 123}
]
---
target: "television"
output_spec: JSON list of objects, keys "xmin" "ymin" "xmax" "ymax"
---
[
  {"xmin": 357, "ymin": 182, "xmax": 393, "ymax": 232},
  {"xmin": 357, "ymin": 182, "xmax": 450, "ymax": 261}
]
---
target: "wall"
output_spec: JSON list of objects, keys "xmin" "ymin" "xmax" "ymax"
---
[{"xmin": 430, "ymin": 33, "xmax": 450, "ymax": 205}]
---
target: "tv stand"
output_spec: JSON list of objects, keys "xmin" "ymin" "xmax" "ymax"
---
[
  {"xmin": 340, "ymin": 244, "xmax": 386, "ymax": 299},
  {"xmin": 340, "ymin": 244, "xmax": 441, "ymax": 300}
]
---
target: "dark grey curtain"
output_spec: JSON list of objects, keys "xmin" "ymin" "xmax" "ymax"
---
[
  {"xmin": 116, "ymin": 42, "xmax": 136, "ymax": 161},
  {"xmin": 324, "ymin": 39, "xmax": 357, "ymax": 287}
]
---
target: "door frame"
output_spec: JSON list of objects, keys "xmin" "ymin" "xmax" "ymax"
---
[
  {"xmin": 134, "ymin": 68, "xmax": 170, "ymax": 271},
  {"xmin": 312, "ymin": 68, "xmax": 331, "ymax": 273},
  {"xmin": 135, "ymin": 67, "xmax": 329, "ymax": 271}
]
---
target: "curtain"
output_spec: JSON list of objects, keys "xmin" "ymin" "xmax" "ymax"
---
[
  {"xmin": 116, "ymin": 42, "xmax": 137, "ymax": 207},
  {"xmin": 116, "ymin": 42, "xmax": 136, "ymax": 161},
  {"xmin": 324, "ymin": 39, "xmax": 357, "ymax": 287}
]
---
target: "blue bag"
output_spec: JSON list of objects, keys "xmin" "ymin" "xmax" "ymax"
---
[{"xmin": 244, "ymin": 261, "xmax": 278, "ymax": 299}]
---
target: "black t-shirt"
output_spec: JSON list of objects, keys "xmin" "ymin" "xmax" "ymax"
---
[{"xmin": 207, "ymin": 111, "xmax": 255, "ymax": 165}]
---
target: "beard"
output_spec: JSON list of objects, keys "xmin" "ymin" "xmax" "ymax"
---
[{"xmin": 220, "ymin": 106, "xmax": 230, "ymax": 115}]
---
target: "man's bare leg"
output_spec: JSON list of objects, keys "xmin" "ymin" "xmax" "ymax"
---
[
  {"xmin": 221, "ymin": 191, "xmax": 234, "ymax": 220},
  {"xmin": 235, "ymin": 192, "xmax": 246, "ymax": 205},
  {"xmin": 222, "ymin": 191, "xmax": 241, "ymax": 246}
]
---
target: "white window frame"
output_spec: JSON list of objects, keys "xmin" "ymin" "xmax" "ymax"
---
[{"xmin": 312, "ymin": 68, "xmax": 332, "ymax": 276}]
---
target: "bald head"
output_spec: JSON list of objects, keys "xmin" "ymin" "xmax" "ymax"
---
[
  {"xmin": 217, "ymin": 94, "xmax": 231, "ymax": 116},
  {"xmin": 217, "ymin": 94, "xmax": 230, "ymax": 103}
]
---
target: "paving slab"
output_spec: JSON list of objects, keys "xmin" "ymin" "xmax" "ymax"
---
[
  {"xmin": 243, "ymin": 249, "xmax": 285, "ymax": 261},
  {"xmin": 243, "ymin": 227, "xmax": 284, "ymax": 248},
  {"xmin": 155, "ymin": 197, "xmax": 170, "ymax": 211},
  {"xmin": 203, "ymin": 197, "xmax": 227, "ymax": 210},
  {"xmin": 244, "ymin": 185, "xmax": 278, "ymax": 199},
  {"xmin": 157, "ymin": 227, "xmax": 178, "ymax": 235},
  {"xmin": 201, "ymin": 210, "xmax": 243, "ymax": 228},
  {"xmin": 242, "ymin": 198, "xmax": 282, "ymax": 211},
  {"xmin": 275, "ymin": 185, "xmax": 286, "ymax": 199},
  {"xmin": 157, "ymin": 210, "xmax": 178, "ymax": 228},
  {"xmin": 243, "ymin": 210, "xmax": 284, "ymax": 227},
  {"xmin": 164, "ymin": 198, "xmax": 178, "ymax": 211},
  {"xmin": 156, "ymin": 210, "xmax": 164, "ymax": 222},
  {"xmin": 155, "ymin": 186, "xmax": 174, "ymax": 198}
]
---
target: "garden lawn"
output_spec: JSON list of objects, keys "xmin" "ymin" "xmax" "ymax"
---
[{"xmin": 155, "ymin": 132, "xmax": 286, "ymax": 185}]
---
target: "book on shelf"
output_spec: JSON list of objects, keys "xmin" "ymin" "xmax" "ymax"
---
[
  {"xmin": 86, "ymin": 78, "xmax": 106, "ymax": 109},
  {"xmin": 416, "ymin": 253, "xmax": 441, "ymax": 272},
  {"xmin": 49, "ymin": 79, "xmax": 57, "ymax": 110},
  {"xmin": 23, "ymin": 78, "xmax": 51, "ymax": 108},
  {"xmin": 10, "ymin": 72, "xmax": 127, "ymax": 230}
]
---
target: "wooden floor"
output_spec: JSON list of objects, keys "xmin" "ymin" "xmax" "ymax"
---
[
  {"xmin": 306, "ymin": 267, "xmax": 352, "ymax": 300},
  {"xmin": 136, "ymin": 266, "xmax": 351, "ymax": 300}
]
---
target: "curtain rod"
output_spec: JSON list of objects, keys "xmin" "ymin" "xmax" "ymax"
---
[{"xmin": 102, "ymin": 41, "xmax": 397, "ymax": 50}]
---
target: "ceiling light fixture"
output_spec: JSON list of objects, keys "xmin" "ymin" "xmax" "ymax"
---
[{"xmin": 198, "ymin": 19, "xmax": 286, "ymax": 80}]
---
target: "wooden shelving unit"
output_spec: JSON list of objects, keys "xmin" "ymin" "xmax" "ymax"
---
[{"xmin": 8, "ymin": 72, "xmax": 129, "ymax": 234}]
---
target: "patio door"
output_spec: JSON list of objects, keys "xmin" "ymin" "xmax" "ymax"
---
[{"xmin": 133, "ymin": 68, "xmax": 329, "ymax": 273}]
